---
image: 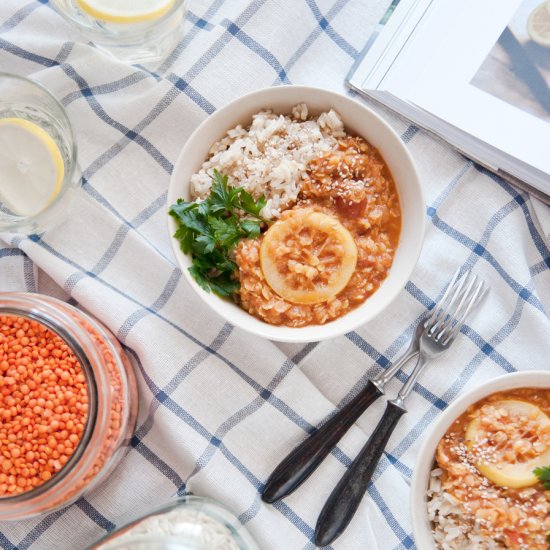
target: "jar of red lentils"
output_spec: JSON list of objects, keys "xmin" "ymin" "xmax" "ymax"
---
[{"xmin": 0, "ymin": 292, "xmax": 138, "ymax": 520}]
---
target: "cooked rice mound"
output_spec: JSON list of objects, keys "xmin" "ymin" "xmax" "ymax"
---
[{"xmin": 190, "ymin": 104, "xmax": 345, "ymax": 219}]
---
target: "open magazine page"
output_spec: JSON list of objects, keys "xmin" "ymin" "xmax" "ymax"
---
[
  {"xmin": 398, "ymin": 0, "xmax": 550, "ymax": 184},
  {"xmin": 348, "ymin": 0, "xmax": 550, "ymax": 197}
]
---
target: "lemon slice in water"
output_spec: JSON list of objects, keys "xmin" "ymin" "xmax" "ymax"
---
[
  {"xmin": 0, "ymin": 118, "xmax": 64, "ymax": 217},
  {"xmin": 76, "ymin": 0, "xmax": 176, "ymax": 24}
]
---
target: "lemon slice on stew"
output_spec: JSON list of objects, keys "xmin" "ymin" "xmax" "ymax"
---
[
  {"xmin": 0, "ymin": 118, "xmax": 64, "ymax": 217},
  {"xmin": 527, "ymin": 1, "xmax": 550, "ymax": 46},
  {"xmin": 466, "ymin": 399, "xmax": 550, "ymax": 488},
  {"xmin": 76, "ymin": 0, "xmax": 175, "ymax": 24},
  {"xmin": 260, "ymin": 210, "xmax": 357, "ymax": 305}
]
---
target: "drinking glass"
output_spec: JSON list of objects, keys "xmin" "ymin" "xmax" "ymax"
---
[
  {"xmin": 50, "ymin": 0, "xmax": 188, "ymax": 65},
  {"xmin": 0, "ymin": 73, "xmax": 80, "ymax": 235}
]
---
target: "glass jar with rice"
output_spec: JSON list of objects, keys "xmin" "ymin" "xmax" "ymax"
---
[{"xmin": 90, "ymin": 495, "xmax": 259, "ymax": 550}]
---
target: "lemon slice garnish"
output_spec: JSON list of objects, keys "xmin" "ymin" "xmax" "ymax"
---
[
  {"xmin": 527, "ymin": 1, "xmax": 550, "ymax": 46},
  {"xmin": 76, "ymin": 0, "xmax": 176, "ymax": 24},
  {"xmin": 260, "ymin": 210, "xmax": 358, "ymax": 305},
  {"xmin": 0, "ymin": 118, "xmax": 64, "ymax": 218},
  {"xmin": 466, "ymin": 399, "xmax": 550, "ymax": 489}
]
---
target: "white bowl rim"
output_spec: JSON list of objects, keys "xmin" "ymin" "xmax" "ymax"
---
[
  {"xmin": 167, "ymin": 85, "xmax": 426, "ymax": 342},
  {"xmin": 410, "ymin": 370, "xmax": 550, "ymax": 550}
]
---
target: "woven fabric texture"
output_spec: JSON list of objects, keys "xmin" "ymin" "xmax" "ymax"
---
[{"xmin": 1, "ymin": 1, "xmax": 550, "ymax": 549}]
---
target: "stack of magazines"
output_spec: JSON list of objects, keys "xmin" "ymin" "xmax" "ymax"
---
[{"xmin": 347, "ymin": 0, "xmax": 550, "ymax": 204}]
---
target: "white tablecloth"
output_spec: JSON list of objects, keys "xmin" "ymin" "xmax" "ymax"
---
[{"xmin": 1, "ymin": 1, "xmax": 550, "ymax": 549}]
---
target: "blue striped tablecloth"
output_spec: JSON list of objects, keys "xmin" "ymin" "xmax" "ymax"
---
[{"xmin": 1, "ymin": 1, "xmax": 550, "ymax": 549}]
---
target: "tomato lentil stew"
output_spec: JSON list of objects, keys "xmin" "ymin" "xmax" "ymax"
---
[
  {"xmin": 236, "ymin": 136, "xmax": 401, "ymax": 327},
  {"xmin": 428, "ymin": 388, "xmax": 550, "ymax": 550}
]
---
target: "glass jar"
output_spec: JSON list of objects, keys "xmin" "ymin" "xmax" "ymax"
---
[
  {"xmin": 90, "ymin": 496, "xmax": 260, "ymax": 550},
  {"xmin": 0, "ymin": 292, "xmax": 138, "ymax": 520}
]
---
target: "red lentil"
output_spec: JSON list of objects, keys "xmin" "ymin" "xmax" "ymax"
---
[{"xmin": 0, "ymin": 315, "xmax": 88, "ymax": 497}]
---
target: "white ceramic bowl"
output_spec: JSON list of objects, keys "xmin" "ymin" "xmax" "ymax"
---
[
  {"xmin": 410, "ymin": 370, "xmax": 550, "ymax": 549},
  {"xmin": 167, "ymin": 86, "xmax": 425, "ymax": 342}
]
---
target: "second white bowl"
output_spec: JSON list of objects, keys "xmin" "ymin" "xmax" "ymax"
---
[{"xmin": 410, "ymin": 370, "xmax": 550, "ymax": 549}]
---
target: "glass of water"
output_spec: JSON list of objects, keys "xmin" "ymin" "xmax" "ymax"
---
[
  {"xmin": 51, "ymin": 0, "xmax": 188, "ymax": 65},
  {"xmin": 0, "ymin": 73, "xmax": 80, "ymax": 235}
]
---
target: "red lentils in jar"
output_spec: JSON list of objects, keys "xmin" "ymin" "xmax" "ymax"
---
[
  {"xmin": 0, "ymin": 292, "xmax": 138, "ymax": 521},
  {"xmin": 0, "ymin": 315, "xmax": 89, "ymax": 496}
]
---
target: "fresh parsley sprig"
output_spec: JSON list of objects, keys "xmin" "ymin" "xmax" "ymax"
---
[
  {"xmin": 534, "ymin": 465, "xmax": 550, "ymax": 489},
  {"xmin": 169, "ymin": 170, "xmax": 267, "ymax": 297}
]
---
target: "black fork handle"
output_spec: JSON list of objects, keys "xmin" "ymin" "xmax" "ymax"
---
[
  {"xmin": 261, "ymin": 380, "xmax": 383, "ymax": 504},
  {"xmin": 314, "ymin": 400, "xmax": 407, "ymax": 547}
]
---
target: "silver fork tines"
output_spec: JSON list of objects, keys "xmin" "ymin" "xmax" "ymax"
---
[
  {"xmin": 426, "ymin": 269, "xmax": 487, "ymax": 346},
  {"xmin": 395, "ymin": 268, "xmax": 487, "ymax": 406}
]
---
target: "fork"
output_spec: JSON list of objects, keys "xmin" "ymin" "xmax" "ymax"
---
[
  {"xmin": 261, "ymin": 322, "xmax": 423, "ymax": 504},
  {"xmin": 314, "ymin": 269, "xmax": 487, "ymax": 547}
]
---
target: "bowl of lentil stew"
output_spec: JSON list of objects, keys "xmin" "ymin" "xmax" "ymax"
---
[
  {"xmin": 411, "ymin": 371, "xmax": 550, "ymax": 550},
  {"xmin": 168, "ymin": 86, "xmax": 425, "ymax": 342},
  {"xmin": 0, "ymin": 292, "xmax": 138, "ymax": 520}
]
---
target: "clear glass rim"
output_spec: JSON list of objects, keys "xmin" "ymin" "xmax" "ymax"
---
[
  {"xmin": 0, "ymin": 72, "xmax": 79, "ymax": 232},
  {"xmin": 0, "ymin": 298, "xmax": 99, "ymax": 503},
  {"xmin": 100, "ymin": 537, "xmax": 202, "ymax": 550}
]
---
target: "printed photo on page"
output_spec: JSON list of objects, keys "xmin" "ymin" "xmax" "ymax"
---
[
  {"xmin": 472, "ymin": 0, "xmax": 550, "ymax": 125},
  {"xmin": 398, "ymin": 0, "xmax": 549, "ymax": 179}
]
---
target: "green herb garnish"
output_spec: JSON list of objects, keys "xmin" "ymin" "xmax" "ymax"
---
[
  {"xmin": 534, "ymin": 465, "xmax": 550, "ymax": 489},
  {"xmin": 169, "ymin": 170, "xmax": 267, "ymax": 297}
]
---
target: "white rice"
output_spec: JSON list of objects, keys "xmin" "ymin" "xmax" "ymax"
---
[
  {"xmin": 427, "ymin": 468, "xmax": 506, "ymax": 550},
  {"xmin": 98, "ymin": 507, "xmax": 240, "ymax": 549},
  {"xmin": 190, "ymin": 103, "xmax": 346, "ymax": 219}
]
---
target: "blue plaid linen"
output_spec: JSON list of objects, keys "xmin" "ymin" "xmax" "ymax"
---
[{"xmin": 1, "ymin": 1, "xmax": 550, "ymax": 548}]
